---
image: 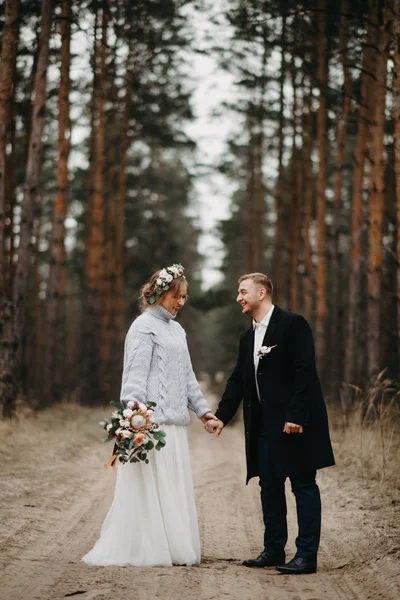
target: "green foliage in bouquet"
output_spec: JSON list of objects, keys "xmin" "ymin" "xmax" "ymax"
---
[{"xmin": 100, "ymin": 399, "xmax": 167, "ymax": 466}]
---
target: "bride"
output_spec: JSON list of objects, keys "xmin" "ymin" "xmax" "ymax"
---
[{"xmin": 82, "ymin": 264, "xmax": 216, "ymax": 567}]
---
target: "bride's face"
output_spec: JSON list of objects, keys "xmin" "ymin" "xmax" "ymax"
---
[{"xmin": 159, "ymin": 284, "xmax": 188, "ymax": 316}]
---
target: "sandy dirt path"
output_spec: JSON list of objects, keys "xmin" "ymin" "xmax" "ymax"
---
[{"xmin": 0, "ymin": 402, "xmax": 399, "ymax": 600}]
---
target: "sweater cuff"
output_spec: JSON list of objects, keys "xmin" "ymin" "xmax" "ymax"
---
[{"xmin": 195, "ymin": 406, "xmax": 212, "ymax": 419}]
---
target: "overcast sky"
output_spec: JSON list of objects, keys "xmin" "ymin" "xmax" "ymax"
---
[{"xmin": 182, "ymin": 3, "xmax": 236, "ymax": 289}]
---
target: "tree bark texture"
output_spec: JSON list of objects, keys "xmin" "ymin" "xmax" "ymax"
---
[
  {"xmin": 394, "ymin": 0, "xmax": 400, "ymax": 376},
  {"xmin": 83, "ymin": 1, "xmax": 109, "ymax": 402},
  {"xmin": 315, "ymin": 0, "xmax": 328, "ymax": 366},
  {"xmin": 14, "ymin": 0, "xmax": 53, "ymax": 329},
  {"xmin": 287, "ymin": 58, "xmax": 300, "ymax": 312},
  {"xmin": 344, "ymin": 0, "xmax": 379, "ymax": 389},
  {"xmin": 330, "ymin": 0, "xmax": 352, "ymax": 398},
  {"xmin": 44, "ymin": 0, "xmax": 71, "ymax": 405},
  {"xmin": 367, "ymin": 4, "xmax": 391, "ymax": 380},
  {"xmin": 302, "ymin": 79, "xmax": 314, "ymax": 322},
  {"xmin": 0, "ymin": 0, "xmax": 19, "ymax": 292},
  {"xmin": 273, "ymin": 13, "xmax": 286, "ymax": 302},
  {"xmin": 0, "ymin": 0, "xmax": 19, "ymax": 416},
  {"xmin": 114, "ymin": 56, "xmax": 134, "ymax": 359},
  {"xmin": 245, "ymin": 116, "xmax": 256, "ymax": 273}
]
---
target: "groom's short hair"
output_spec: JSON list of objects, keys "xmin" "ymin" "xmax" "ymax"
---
[{"xmin": 238, "ymin": 273, "xmax": 273, "ymax": 296}]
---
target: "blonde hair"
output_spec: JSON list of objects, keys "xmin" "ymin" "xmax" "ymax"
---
[
  {"xmin": 139, "ymin": 270, "xmax": 188, "ymax": 313},
  {"xmin": 238, "ymin": 272, "xmax": 273, "ymax": 296}
]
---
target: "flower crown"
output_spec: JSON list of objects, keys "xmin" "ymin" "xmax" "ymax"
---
[{"xmin": 149, "ymin": 263, "xmax": 185, "ymax": 304}]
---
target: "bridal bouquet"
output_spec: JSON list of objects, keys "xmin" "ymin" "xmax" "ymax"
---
[{"xmin": 100, "ymin": 399, "xmax": 166, "ymax": 467}]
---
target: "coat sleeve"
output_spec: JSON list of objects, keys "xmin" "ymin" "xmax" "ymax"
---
[
  {"xmin": 215, "ymin": 335, "xmax": 246, "ymax": 426},
  {"xmin": 285, "ymin": 314, "xmax": 316, "ymax": 426},
  {"xmin": 120, "ymin": 325, "xmax": 154, "ymax": 407}
]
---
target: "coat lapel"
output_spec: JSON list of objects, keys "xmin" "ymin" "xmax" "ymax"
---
[
  {"xmin": 245, "ymin": 326, "xmax": 255, "ymax": 369},
  {"xmin": 242, "ymin": 326, "xmax": 257, "ymax": 389},
  {"xmin": 261, "ymin": 305, "xmax": 282, "ymax": 348}
]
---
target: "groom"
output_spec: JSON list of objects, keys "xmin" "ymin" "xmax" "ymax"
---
[{"xmin": 206, "ymin": 273, "xmax": 335, "ymax": 574}]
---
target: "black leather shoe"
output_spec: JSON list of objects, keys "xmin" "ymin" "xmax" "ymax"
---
[
  {"xmin": 243, "ymin": 550, "xmax": 285, "ymax": 568},
  {"xmin": 276, "ymin": 556, "xmax": 317, "ymax": 574}
]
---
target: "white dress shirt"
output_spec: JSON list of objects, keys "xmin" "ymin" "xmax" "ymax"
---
[{"xmin": 253, "ymin": 305, "xmax": 275, "ymax": 398}]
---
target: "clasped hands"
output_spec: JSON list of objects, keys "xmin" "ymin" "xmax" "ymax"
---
[{"xmin": 200, "ymin": 412, "xmax": 224, "ymax": 437}]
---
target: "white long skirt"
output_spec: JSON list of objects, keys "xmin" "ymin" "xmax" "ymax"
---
[{"xmin": 82, "ymin": 425, "xmax": 201, "ymax": 567}]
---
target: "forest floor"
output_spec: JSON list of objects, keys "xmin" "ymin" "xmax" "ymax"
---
[{"xmin": 0, "ymin": 394, "xmax": 399, "ymax": 600}]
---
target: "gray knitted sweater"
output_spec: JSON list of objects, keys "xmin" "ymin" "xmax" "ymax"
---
[{"xmin": 120, "ymin": 305, "xmax": 210, "ymax": 425}]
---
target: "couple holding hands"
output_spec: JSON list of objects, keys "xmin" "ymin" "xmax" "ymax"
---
[{"xmin": 83, "ymin": 266, "xmax": 335, "ymax": 575}]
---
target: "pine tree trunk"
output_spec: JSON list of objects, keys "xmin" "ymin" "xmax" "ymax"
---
[
  {"xmin": 288, "ymin": 152, "xmax": 300, "ymax": 312},
  {"xmin": 381, "ymin": 145, "xmax": 397, "ymax": 375},
  {"xmin": 344, "ymin": 1, "xmax": 379, "ymax": 390},
  {"xmin": 97, "ymin": 3, "xmax": 109, "ymax": 392},
  {"xmin": 315, "ymin": 1, "xmax": 328, "ymax": 367},
  {"xmin": 252, "ymin": 27, "xmax": 267, "ymax": 273},
  {"xmin": 101, "ymin": 141, "xmax": 116, "ymax": 384},
  {"xmin": 82, "ymin": 7, "xmax": 99, "ymax": 300},
  {"xmin": 302, "ymin": 79, "xmax": 314, "ymax": 321},
  {"xmin": 66, "ymin": 274, "xmax": 82, "ymax": 400},
  {"xmin": 253, "ymin": 129, "xmax": 265, "ymax": 272},
  {"xmin": 81, "ymin": 8, "xmax": 99, "ymax": 403},
  {"xmin": 44, "ymin": 0, "xmax": 71, "ymax": 405},
  {"xmin": 101, "ymin": 68, "xmax": 120, "ymax": 388},
  {"xmin": 25, "ymin": 212, "xmax": 43, "ymax": 401},
  {"xmin": 5, "ymin": 84, "xmax": 17, "ymax": 298},
  {"xmin": 114, "ymin": 59, "xmax": 134, "ymax": 360},
  {"xmin": 0, "ymin": 0, "xmax": 19, "ymax": 290},
  {"xmin": 367, "ymin": 7, "xmax": 391, "ymax": 380},
  {"xmin": 14, "ymin": 0, "xmax": 52, "ymax": 327},
  {"xmin": 83, "ymin": 2, "xmax": 108, "ymax": 403},
  {"xmin": 245, "ymin": 115, "xmax": 256, "ymax": 273},
  {"xmin": 100, "ymin": 44, "xmax": 119, "ymax": 390},
  {"xmin": 330, "ymin": 0, "xmax": 352, "ymax": 398},
  {"xmin": 0, "ymin": 0, "xmax": 19, "ymax": 415},
  {"xmin": 273, "ymin": 12, "xmax": 286, "ymax": 301},
  {"xmin": 288, "ymin": 59, "xmax": 299, "ymax": 312},
  {"xmin": 394, "ymin": 0, "xmax": 400, "ymax": 376},
  {"xmin": 4, "ymin": 0, "xmax": 52, "ymax": 414},
  {"xmin": 245, "ymin": 122, "xmax": 264, "ymax": 274}
]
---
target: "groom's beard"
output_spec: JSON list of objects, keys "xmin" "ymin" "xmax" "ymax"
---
[
  {"xmin": 238, "ymin": 303, "xmax": 249, "ymax": 314},
  {"xmin": 239, "ymin": 302, "xmax": 258, "ymax": 317}
]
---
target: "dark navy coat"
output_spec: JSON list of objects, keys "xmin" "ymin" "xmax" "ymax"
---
[{"xmin": 215, "ymin": 306, "xmax": 335, "ymax": 483}]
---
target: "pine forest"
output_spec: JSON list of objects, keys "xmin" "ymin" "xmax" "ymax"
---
[
  {"xmin": 1, "ymin": 2, "xmax": 400, "ymax": 598},
  {"xmin": 1, "ymin": 0, "xmax": 400, "ymax": 416}
]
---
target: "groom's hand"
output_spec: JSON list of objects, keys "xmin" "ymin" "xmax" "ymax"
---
[
  {"xmin": 204, "ymin": 418, "xmax": 224, "ymax": 437},
  {"xmin": 200, "ymin": 412, "xmax": 224, "ymax": 436},
  {"xmin": 283, "ymin": 422, "xmax": 303, "ymax": 434}
]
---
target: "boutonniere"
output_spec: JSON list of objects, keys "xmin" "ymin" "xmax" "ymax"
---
[{"xmin": 258, "ymin": 345, "xmax": 277, "ymax": 359}]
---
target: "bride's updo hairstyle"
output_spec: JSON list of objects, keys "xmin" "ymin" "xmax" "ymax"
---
[{"xmin": 139, "ymin": 264, "xmax": 187, "ymax": 313}]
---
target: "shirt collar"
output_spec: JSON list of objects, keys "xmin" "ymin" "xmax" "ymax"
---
[{"xmin": 253, "ymin": 304, "xmax": 274, "ymax": 329}]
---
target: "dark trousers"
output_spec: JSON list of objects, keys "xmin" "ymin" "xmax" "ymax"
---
[{"xmin": 258, "ymin": 435, "xmax": 321, "ymax": 560}]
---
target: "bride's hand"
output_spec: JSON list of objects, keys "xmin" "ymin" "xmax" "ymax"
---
[{"xmin": 200, "ymin": 411, "xmax": 217, "ymax": 424}]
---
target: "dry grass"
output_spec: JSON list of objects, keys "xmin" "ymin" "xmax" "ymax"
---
[
  {"xmin": 333, "ymin": 372, "xmax": 400, "ymax": 496},
  {"xmin": 0, "ymin": 402, "xmax": 107, "ymax": 456}
]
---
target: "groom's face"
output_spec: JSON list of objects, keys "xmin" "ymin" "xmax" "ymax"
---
[{"xmin": 236, "ymin": 279, "xmax": 261, "ymax": 316}]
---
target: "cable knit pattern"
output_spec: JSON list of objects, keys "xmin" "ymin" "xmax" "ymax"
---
[{"xmin": 120, "ymin": 305, "xmax": 210, "ymax": 425}]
